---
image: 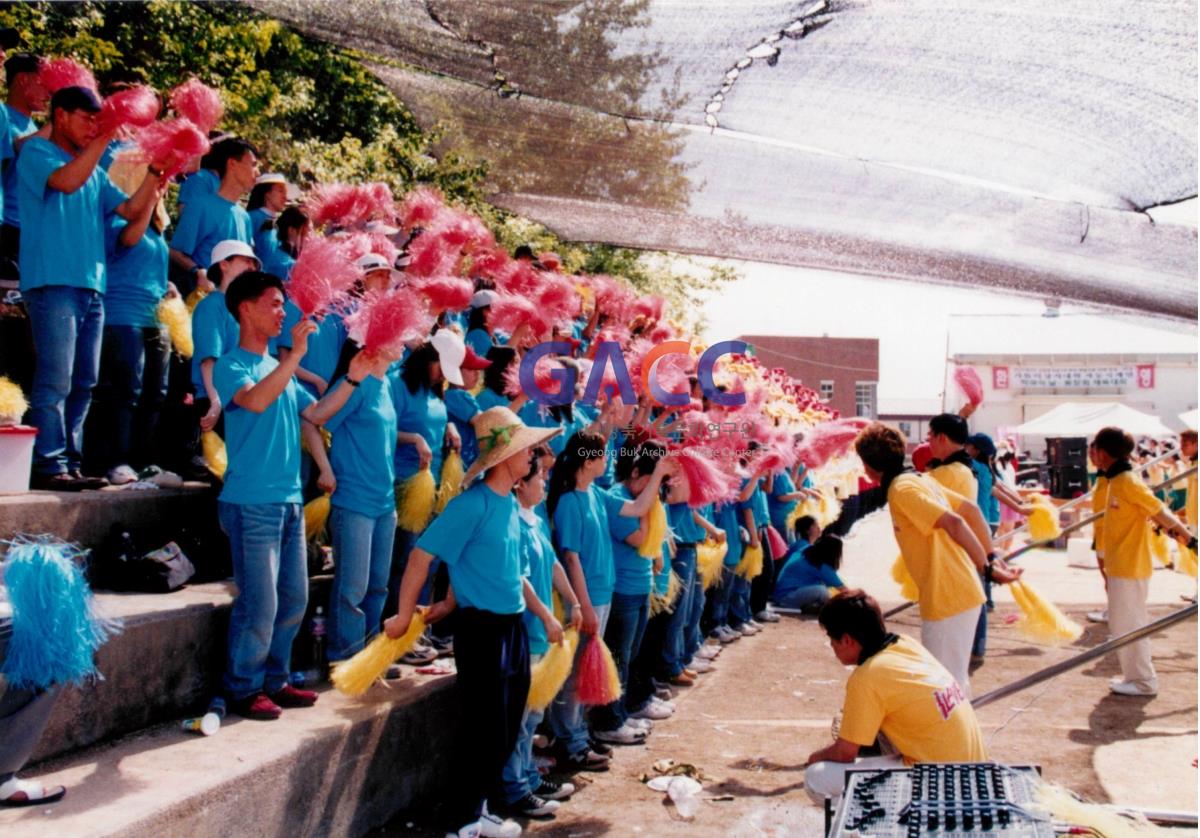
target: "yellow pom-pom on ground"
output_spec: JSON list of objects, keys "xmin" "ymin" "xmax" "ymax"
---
[
  {"xmin": 397, "ymin": 468, "xmax": 437, "ymax": 532},
  {"xmin": 156, "ymin": 296, "xmax": 193, "ymax": 358},
  {"xmin": 528, "ymin": 629, "xmax": 579, "ymax": 711},
  {"xmin": 1027, "ymin": 496, "xmax": 1062, "ymax": 542},
  {"xmin": 1035, "ymin": 782, "xmax": 1160, "ymax": 836},
  {"xmin": 697, "ymin": 540, "xmax": 726, "ymax": 589},
  {"xmin": 435, "ymin": 450, "xmax": 464, "ymax": 514},
  {"xmin": 891, "ymin": 554, "xmax": 919, "ymax": 602},
  {"xmin": 1178, "ymin": 546, "xmax": 1198, "ymax": 577},
  {"xmin": 201, "ymin": 431, "xmax": 227, "ymax": 480},
  {"xmin": 304, "ymin": 494, "xmax": 331, "ymax": 539},
  {"xmin": 1010, "ymin": 580, "xmax": 1083, "ymax": 645},
  {"xmin": 638, "ymin": 500, "xmax": 669, "ymax": 558},
  {"xmin": 331, "ymin": 613, "xmax": 427, "ymax": 697},
  {"xmin": 735, "ymin": 543, "xmax": 764, "ymax": 580},
  {"xmin": 0, "ymin": 375, "xmax": 28, "ymax": 425}
]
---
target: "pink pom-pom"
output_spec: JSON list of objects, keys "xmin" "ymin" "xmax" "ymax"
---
[
  {"xmin": 535, "ymin": 272, "xmax": 581, "ymax": 322},
  {"xmin": 538, "ymin": 252, "xmax": 562, "ymax": 271},
  {"xmin": 470, "ymin": 247, "xmax": 511, "ymax": 277},
  {"xmin": 489, "ymin": 295, "xmax": 551, "ymax": 338},
  {"xmin": 169, "ymin": 78, "xmax": 224, "ymax": 134},
  {"xmin": 575, "ymin": 635, "xmax": 622, "ymax": 706},
  {"xmin": 39, "ymin": 58, "xmax": 97, "ymax": 94},
  {"xmin": 305, "ymin": 183, "xmax": 369, "ymax": 230},
  {"xmin": 99, "ymin": 85, "xmax": 161, "ymax": 134},
  {"xmin": 429, "ymin": 210, "xmax": 494, "ymax": 255},
  {"xmin": 953, "ymin": 366, "xmax": 984, "ymax": 407},
  {"xmin": 411, "ymin": 275, "xmax": 473, "ymax": 313},
  {"xmin": 286, "ymin": 236, "xmax": 359, "ymax": 316},
  {"xmin": 797, "ymin": 418, "xmax": 871, "ymax": 469},
  {"xmin": 132, "ymin": 119, "xmax": 210, "ymax": 179},
  {"xmin": 397, "ymin": 186, "xmax": 446, "ymax": 231},
  {"xmin": 341, "ymin": 231, "xmax": 399, "ymax": 270},
  {"xmin": 766, "ymin": 526, "xmax": 789, "ymax": 560},
  {"xmin": 363, "ymin": 182, "xmax": 396, "ymax": 222},
  {"xmin": 343, "ymin": 288, "xmax": 432, "ymax": 357},
  {"xmin": 503, "ymin": 352, "xmax": 564, "ymax": 398},
  {"xmin": 405, "ymin": 232, "xmax": 462, "ymax": 279},
  {"xmin": 633, "ymin": 295, "xmax": 665, "ymax": 323},
  {"xmin": 672, "ymin": 447, "xmax": 737, "ymax": 507}
]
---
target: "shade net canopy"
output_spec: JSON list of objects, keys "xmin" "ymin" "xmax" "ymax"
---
[
  {"xmin": 1015, "ymin": 402, "xmax": 1175, "ymax": 438},
  {"xmin": 253, "ymin": 0, "xmax": 1198, "ymax": 320}
]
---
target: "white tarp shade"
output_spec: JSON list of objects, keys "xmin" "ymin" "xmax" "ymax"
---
[
  {"xmin": 1180, "ymin": 409, "xmax": 1198, "ymax": 430},
  {"xmin": 1015, "ymin": 402, "xmax": 1174, "ymax": 439}
]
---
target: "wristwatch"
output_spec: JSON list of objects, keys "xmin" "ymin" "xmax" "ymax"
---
[{"xmin": 345, "ymin": 377, "xmax": 362, "ymax": 388}]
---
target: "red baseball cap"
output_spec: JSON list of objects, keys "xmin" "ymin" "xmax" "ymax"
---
[{"xmin": 461, "ymin": 345, "xmax": 492, "ymax": 370}]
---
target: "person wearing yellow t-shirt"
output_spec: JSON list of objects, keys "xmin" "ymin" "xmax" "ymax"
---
[
  {"xmin": 804, "ymin": 590, "xmax": 988, "ymax": 805},
  {"xmin": 925, "ymin": 413, "xmax": 978, "ymax": 500},
  {"xmin": 1091, "ymin": 427, "xmax": 1195, "ymax": 697},
  {"xmin": 855, "ymin": 423, "xmax": 1021, "ymax": 694},
  {"xmin": 1085, "ymin": 440, "xmax": 1111, "ymax": 624},
  {"xmin": 1180, "ymin": 430, "xmax": 1197, "ymax": 534}
]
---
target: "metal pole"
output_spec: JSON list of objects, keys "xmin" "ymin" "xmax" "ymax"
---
[
  {"xmin": 883, "ymin": 465, "xmax": 1196, "ymax": 619},
  {"xmin": 972, "ymin": 604, "xmax": 1197, "ymax": 710}
]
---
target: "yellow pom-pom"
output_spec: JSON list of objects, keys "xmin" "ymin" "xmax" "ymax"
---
[
  {"xmin": 184, "ymin": 286, "xmax": 207, "ymax": 313},
  {"xmin": 891, "ymin": 554, "xmax": 919, "ymax": 602},
  {"xmin": 331, "ymin": 613, "xmax": 427, "ymax": 697},
  {"xmin": 1010, "ymin": 580, "xmax": 1083, "ymax": 645},
  {"xmin": 552, "ymin": 589, "xmax": 566, "ymax": 624},
  {"xmin": 1178, "ymin": 546, "xmax": 1198, "ymax": 578},
  {"xmin": 1035, "ymin": 782, "xmax": 1160, "ymax": 836},
  {"xmin": 1027, "ymin": 496, "xmax": 1062, "ymax": 542},
  {"xmin": 638, "ymin": 499, "xmax": 668, "ymax": 558},
  {"xmin": 735, "ymin": 543, "xmax": 764, "ymax": 580},
  {"xmin": 527, "ymin": 629, "xmax": 579, "ymax": 711},
  {"xmin": 397, "ymin": 468, "xmax": 437, "ymax": 532},
  {"xmin": 1150, "ymin": 530, "xmax": 1172, "ymax": 568},
  {"xmin": 435, "ymin": 450, "xmax": 464, "ymax": 514},
  {"xmin": 156, "ymin": 296, "xmax": 193, "ymax": 358},
  {"xmin": 201, "ymin": 430, "xmax": 227, "ymax": 480},
  {"xmin": 601, "ymin": 636, "xmax": 623, "ymax": 700},
  {"xmin": 304, "ymin": 494, "xmax": 331, "ymax": 539},
  {"xmin": 650, "ymin": 570, "xmax": 683, "ymax": 616},
  {"xmin": 0, "ymin": 376, "xmax": 28, "ymax": 424},
  {"xmin": 697, "ymin": 539, "xmax": 726, "ymax": 589}
]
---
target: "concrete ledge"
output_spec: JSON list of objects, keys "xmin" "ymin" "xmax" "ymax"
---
[{"xmin": 1, "ymin": 674, "xmax": 458, "ymax": 837}]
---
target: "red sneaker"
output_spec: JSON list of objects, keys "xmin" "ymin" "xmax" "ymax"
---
[
  {"xmin": 268, "ymin": 684, "xmax": 318, "ymax": 708},
  {"xmin": 230, "ymin": 693, "xmax": 282, "ymax": 720}
]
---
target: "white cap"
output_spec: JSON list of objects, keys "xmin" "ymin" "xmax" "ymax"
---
[
  {"xmin": 470, "ymin": 289, "xmax": 499, "ymax": 309},
  {"xmin": 210, "ymin": 239, "xmax": 260, "ymax": 267},
  {"xmin": 357, "ymin": 253, "xmax": 392, "ymax": 274},
  {"xmin": 364, "ymin": 219, "xmax": 401, "ymax": 236},
  {"xmin": 430, "ymin": 329, "xmax": 466, "ymax": 387},
  {"xmin": 254, "ymin": 172, "xmax": 287, "ymax": 187}
]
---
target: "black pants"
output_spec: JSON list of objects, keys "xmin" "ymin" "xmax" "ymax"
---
[
  {"xmin": 628, "ymin": 608, "xmax": 671, "ymax": 709},
  {"xmin": 749, "ymin": 526, "xmax": 776, "ymax": 616},
  {"xmin": 445, "ymin": 608, "xmax": 529, "ymax": 831}
]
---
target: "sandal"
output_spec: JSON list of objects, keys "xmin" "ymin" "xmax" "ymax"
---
[{"xmin": 0, "ymin": 776, "xmax": 67, "ymax": 807}]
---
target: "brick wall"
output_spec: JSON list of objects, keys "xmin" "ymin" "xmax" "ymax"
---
[{"xmin": 737, "ymin": 335, "xmax": 880, "ymax": 418}]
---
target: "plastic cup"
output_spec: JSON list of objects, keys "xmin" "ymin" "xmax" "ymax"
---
[{"xmin": 181, "ymin": 712, "xmax": 220, "ymax": 736}]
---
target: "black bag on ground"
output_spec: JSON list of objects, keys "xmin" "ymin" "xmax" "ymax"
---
[{"xmin": 89, "ymin": 523, "xmax": 195, "ymax": 593}]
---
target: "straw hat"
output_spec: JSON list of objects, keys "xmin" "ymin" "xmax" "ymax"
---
[{"xmin": 464, "ymin": 407, "xmax": 560, "ymax": 484}]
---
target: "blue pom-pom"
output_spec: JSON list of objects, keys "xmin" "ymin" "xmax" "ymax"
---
[{"xmin": 1, "ymin": 537, "xmax": 121, "ymax": 689}]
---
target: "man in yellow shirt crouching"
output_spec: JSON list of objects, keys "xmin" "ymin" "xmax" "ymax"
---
[{"xmin": 805, "ymin": 590, "xmax": 988, "ymax": 805}]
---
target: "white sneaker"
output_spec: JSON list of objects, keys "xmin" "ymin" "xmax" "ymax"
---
[
  {"xmin": 746, "ymin": 619, "xmax": 765, "ymax": 630},
  {"xmin": 715, "ymin": 626, "xmax": 740, "ymax": 643},
  {"xmin": 626, "ymin": 716, "xmax": 653, "ymax": 732},
  {"xmin": 631, "ymin": 700, "xmax": 673, "ymax": 720},
  {"xmin": 1086, "ymin": 610, "xmax": 1108, "ymax": 623},
  {"xmin": 696, "ymin": 645, "xmax": 720, "ymax": 660},
  {"xmin": 688, "ymin": 659, "xmax": 714, "ymax": 674},
  {"xmin": 594, "ymin": 723, "xmax": 647, "ymax": 745},
  {"xmin": 652, "ymin": 696, "xmax": 676, "ymax": 712},
  {"xmin": 478, "ymin": 813, "xmax": 522, "ymax": 838},
  {"xmin": 1108, "ymin": 678, "xmax": 1157, "ymax": 697},
  {"xmin": 738, "ymin": 623, "xmax": 759, "ymax": 636},
  {"xmin": 447, "ymin": 824, "xmax": 482, "ymax": 838},
  {"xmin": 755, "ymin": 609, "xmax": 781, "ymax": 623}
]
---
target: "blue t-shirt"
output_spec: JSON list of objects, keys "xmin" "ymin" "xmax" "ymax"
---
[
  {"xmin": 444, "ymin": 387, "xmax": 480, "ymax": 466},
  {"xmin": 717, "ymin": 502, "xmax": 743, "ymax": 567},
  {"xmin": 176, "ymin": 169, "xmax": 218, "ymax": 210},
  {"xmin": 418, "ymin": 482, "xmax": 525, "ymax": 614},
  {"xmin": 768, "ymin": 470, "xmax": 799, "ymax": 533},
  {"xmin": 0, "ymin": 106, "xmax": 9, "ymax": 216},
  {"xmin": 737, "ymin": 478, "xmax": 770, "ymax": 530},
  {"xmin": 553, "ymin": 485, "xmax": 622, "ymax": 606},
  {"xmin": 653, "ymin": 542, "xmax": 672, "ymax": 596},
  {"xmin": 213, "ymin": 347, "xmax": 316, "ymax": 505},
  {"xmin": 98, "ymin": 138, "xmax": 127, "ymax": 171},
  {"xmin": 170, "ymin": 192, "xmax": 253, "ymax": 268},
  {"xmin": 476, "ymin": 388, "xmax": 508, "ymax": 413},
  {"xmin": 465, "ymin": 328, "xmax": 492, "ymax": 357},
  {"xmin": 520, "ymin": 509, "xmax": 556, "ymax": 655},
  {"xmin": 278, "ymin": 301, "xmax": 346, "ymax": 394},
  {"xmin": 325, "ymin": 374, "xmax": 398, "ymax": 518},
  {"xmin": 971, "ymin": 460, "xmax": 1000, "ymax": 525},
  {"xmin": 390, "ymin": 377, "xmax": 447, "ymax": 482},
  {"xmin": 668, "ymin": 501, "xmax": 706, "ymax": 545},
  {"xmin": 248, "ymin": 207, "xmax": 280, "ymax": 267},
  {"xmin": 775, "ymin": 552, "xmax": 844, "ymax": 600},
  {"xmin": 780, "ymin": 538, "xmax": 811, "ymax": 565},
  {"xmin": 609, "ymin": 484, "xmax": 651, "ymax": 596},
  {"xmin": 191, "ymin": 291, "xmax": 239, "ymax": 392},
  {"xmin": 2, "ymin": 105, "xmax": 35, "ymax": 226},
  {"xmin": 263, "ymin": 247, "xmax": 295, "ymax": 281},
  {"xmin": 104, "ymin": 220, "xmax": 169, "ymax": 328},
  {"xmin": 17, "ymin": 137, "xmax": 125, "ymax": 293}
]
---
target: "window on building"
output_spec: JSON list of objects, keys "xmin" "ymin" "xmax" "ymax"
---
[
  {"xmin": 820, "ymin": 380, "xmax": 834, "ymax": 401},
  {"xmin": 898, "ymin": 421, "xmax": 913, "ymax": 439},
  {"xmin": 855, "ymin": 381, "xmax": 878, "ymax": 419}
]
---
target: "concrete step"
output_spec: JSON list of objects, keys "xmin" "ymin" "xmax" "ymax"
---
[{"xmin": 0, "ymin": 672, "xmax": 458, "ymax": 837}]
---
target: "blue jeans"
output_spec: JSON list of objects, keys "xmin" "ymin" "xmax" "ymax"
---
[
  {"xmin": 661, "ymin": 545, "xmax": 697, "ymax": 677},
  {"xmin": 774, "ymin": 584, "xmax": 830, "ymax": 613},
  {"xmin": 548, "ymin": 602, "xmax": 610, "ymax": 756},
  {"xmin": 972, "ymin": 572, "xmax": 991, "ymax": 658},
  {"xmin": 328, "ymin": 506, "xmax": 396, "ymax": 662},
  {"xmin": 729, "ymin": 571, "xmax": 751, "ymax": 627},
  {"xmin": 709, "ymin": 567, "xmax": 737, "ymax": 628},
  {"xmin": 89, "ymin": 324, "xmax": 170, "ymax": 470},
  {"xmin": 684, "ymin": 572, "xmax": 706, "ymax": 661},
  {"xmin": 218, "ymin": 501, "xmax": 309, "ymax": 700},
  {"xmin": 594, "ymin": 592, "xmax": 649, "ymax": 731},
  {"xmin": 24, "ymin": 286, "xmax": 104, "ymax": 475},
  {"xmin": 501, "ymin": 655, "xmax": 544, "ymax": 804}
]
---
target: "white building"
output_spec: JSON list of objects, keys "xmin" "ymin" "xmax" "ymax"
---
[{"xmin": 943, "ymin": 313, "xmax": 1197, "ymax": 456}]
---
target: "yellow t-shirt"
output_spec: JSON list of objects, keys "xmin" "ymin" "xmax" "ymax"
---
[
  {"xmin": 889, "ymin": 473, "xmax": 985, "ymax": 621},
  {"xmin": 840, "ymin": 635, "xmax": 988, "ymax": 764},
  {"xmin": 1091, "ymin": 475, "xmax": 1108, "ymax": 558},
  {"xmin": 1102, "ymin": 470, "xmax": 1165, "ymax": 580},
  {"xmin": 929, "ymin": 461, "xmax": 978, "ymax": 500},
  {"xmin": 1186, "ymin": 464, "xmax": 1197, "ymax": 533}
]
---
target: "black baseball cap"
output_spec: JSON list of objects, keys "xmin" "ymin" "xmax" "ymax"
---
[{"xmin": 50, "ymin": 85, "xmax": 103, "ymax": 115}]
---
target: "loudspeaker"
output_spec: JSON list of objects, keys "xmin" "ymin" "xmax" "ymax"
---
[
  {"xmin": 1046, "ymin": 437, "xmax": 1087, "ymax": 468},
  {"xmin": 1049, "ymin": 464, "xmax": 1087, "ymax": 499}
]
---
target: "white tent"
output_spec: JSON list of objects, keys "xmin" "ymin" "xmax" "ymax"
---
[
  {"xmin": 1015, "ymin": 403, "xmax": 1174, "ymax": 439},
  {"xmin": 1180, "ymin": 409, "xmax": 1198, "ymax": 430}
]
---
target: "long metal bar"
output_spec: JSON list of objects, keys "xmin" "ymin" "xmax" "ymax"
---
[
  {"xmin": 994, "ymin": 447, "xmax": 1184, "ymax": 546},
  {"xmin": 883, "ymin": 465, "xmax": 1196, "ymax": 618},
  {"xmin": 972, "ymin": 603, "xmax": 1197, "ymax": 709}
]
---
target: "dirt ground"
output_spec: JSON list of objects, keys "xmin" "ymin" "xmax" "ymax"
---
[{"xmin": 384, "ymin": 511, "xmax": 1198, "ymax": 836}]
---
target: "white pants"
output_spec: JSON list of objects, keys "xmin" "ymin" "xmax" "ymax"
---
[
  {"xmin": 805, "ymin": 755, "xmax": 905, "ymax": 804},
  {"xmin": 921, "ymin": 606, "xmax": 978, "ymax": 698},
  {"xmin": 1107, "ymin": 576, "xmax": 1156, "ymax": 691}
]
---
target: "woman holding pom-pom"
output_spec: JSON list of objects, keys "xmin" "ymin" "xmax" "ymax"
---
[{"xmin": 383, "ymin": 407, "xmax": 560, "ymax": 838}]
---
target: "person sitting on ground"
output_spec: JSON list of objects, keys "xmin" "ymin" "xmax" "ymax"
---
[
  {"xmin": 773, "ymin": 533, "xmax": 845, "ymax": 613},
  {"xmin": 779, "ymin": 515, "xmax": 820, "ymax": 564},
  {"xmin": 804, "ymin": 590, "xmax": 987, "ymax": 806}
]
